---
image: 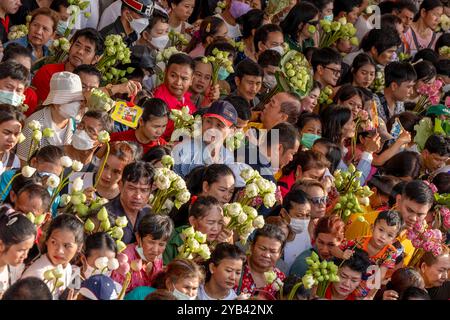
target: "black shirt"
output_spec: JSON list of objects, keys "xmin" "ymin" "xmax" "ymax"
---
[
  {"xmin": 10, "ymin": 0, "xmax": 39, "ymax": 26},
  {"xmin": 427, "ymin": 282, "xmax": 450, "ymax": 300},
  {"xmin": 104, "ymin": 196, "xmax": 151, "ymax": 244},
  {"xmin": 0, "ymin": 16, "xmax": 11, "ymax": 44}
]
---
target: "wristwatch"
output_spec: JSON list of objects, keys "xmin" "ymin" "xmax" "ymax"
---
[{"xmin": 105, "ymin": 83, "xmax": 114, "ymax": 97}]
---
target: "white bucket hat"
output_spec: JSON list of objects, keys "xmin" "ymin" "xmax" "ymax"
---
[{"xmin": 43, "ymin": 71, "xmax": 84, "ymax": 106}]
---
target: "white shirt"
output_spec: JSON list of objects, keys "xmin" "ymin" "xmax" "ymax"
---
[
  {"xmin": 197, "ymin": 284, "xmax": 237, "ymax": 300},
  {"xmin": 0, "ymin": 152, "xmax": 20, "ymax": 175},
  {"xmin": 283, "ymin": 231, "xmax": 312, "ymax": 270},
  {"xmin": 98, "ymin": 0, "xmax": 122, "ymax": 30},
  {"xmin": 75, "ymin": 0, "xmax": 100, "ymax": 29},
  {"xmin": 22, "ymin": 255, "xmax": 73, "ymax": 300},
  {"xmin": 216, "ymin": 14, "xmax": 242, "ymax": 39},
  {"xmin": 68, "ymin": 171, "xmax": 95, "ymax": 194}
]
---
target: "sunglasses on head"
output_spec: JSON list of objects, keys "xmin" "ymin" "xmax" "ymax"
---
[{"xmin": 308, "ymin": 196, "xmax": 328, "ymax": 205}]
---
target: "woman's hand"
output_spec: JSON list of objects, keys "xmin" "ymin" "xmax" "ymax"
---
[
  {"xmin": 206, "ymin": 84, "xmax": 221, "ymax": 102},
  {"xmin": 342, "ymin": 249, "xmax": 354, "ymax": 260},
  {"xmin": 217, "ymin": 228, "xmax": 233, "ymax": 243},
  {"xmin": 396, "ymin": 130, "xmax": 411, "ymax": 146},
  {"xmin": 382, "ymin": 289, "xmax": 399, "ymax": 300},
  {"xmin": 363, "ymin": 133, "xmax": 381, "ymax": 153},
  {"xmin": 111, "ymin": 80, "xmax": 142, "ymax": 98}
]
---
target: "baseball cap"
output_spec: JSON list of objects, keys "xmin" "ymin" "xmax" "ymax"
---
[
  {"xmin": 43, "ymin": 72, "xmax": 84, "ymax": 106},
  {"xmin": 203, "ymin": 100, "xmax": 238, "ymax": 127},
  {"xmin": 79, "ymin": 274, "xmax": 119, "ymax": 300},
  {"xmin": 426, "ymin": 104, "xmax": 450, "ymax": 117},
  {"xmin": 122, "ymin": 0, "xmax": 167, "ymax": 18}
]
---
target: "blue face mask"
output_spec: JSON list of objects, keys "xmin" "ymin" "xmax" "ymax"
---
[
  {"xmin": 301, "ymin": 133, "xmax": 321, "ymax": 149},
  {"xmin": 324, "ymin": 14, "xmax": 334, "ymax": 22},
  {"xmin": 218, "ymin": 67, "xmax": 230, "ymax": 81},
  {"xmin": 56, "ymin": 20, "xmax": 69, "ymax": 36},
  {"xmin": 0, "ymin": 90, "xmax": 24, "ymax": 107}
]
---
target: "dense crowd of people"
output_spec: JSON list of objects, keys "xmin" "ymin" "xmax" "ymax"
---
[{"xmin": 0, "ymin": 0, "xmax": 448, "ymax": 301}]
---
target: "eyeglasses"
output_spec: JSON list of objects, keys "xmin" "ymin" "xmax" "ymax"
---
[
  {"xmin": 308, "ymin": 196, "xmax": 328, "ymax": 206},
  {"xmin": 324, "ymin": 66, "xmax": 342, "ymax": 76}
]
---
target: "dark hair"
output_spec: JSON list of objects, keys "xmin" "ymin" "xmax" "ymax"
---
[
  {"xmin": 186, "ymin": 16, "xmax": 225, "ymax": 53},
  {"xmin": 384, "ymin": 61, "xmax": 417, "ymax": 87},
  {"xmin": 73, "ymin": 64, "xmax": 102, "ymax": 82},
  {"xmin": 83, "ymin": 110, "xmax": 114, "ymax": 133},
  {"xmin": 424, "ymin": 134, "xmax": 450, "ymax": 156},
  {"xmin": 5, "ymin": 173, "xmax": 41, "ymax": 205},
  {"xmin": 380, "ymin": 13, "xmax": 403, "ymax": 30},
  {"xmin": 388, "ymin": 181, "xmax": 408, "ymax": 207},
  {"xmin": 339, "ymin": 248, "xmax": 371, "ymax": 276},
  {"xmin": 257, "ymin": 49, "xmax": 281, "ymax": 68},
  {"xmin": 333, "ymin": 0, "xmax": 362, "ymax": 17},
  {"xmin": 282, "ymin": 150, "xmax": 329, "ymax": 176},
  {"xmin": 360, "ymin": 29, "xmax": 401, "ymax": 56},
  {"xmin": 333, "ymin": 84, "xmax": 363, "ymax": 105},
  {"xmin": 206, "ymin": 243, "xmax": 244, "ymax": 281},
  {"xmin": 188, "ymin": 195, "xmax": 222, "ymax": 220},
  {"xmin": 435, "ymin": 33, "xmax": 450, "ymax": 54},
  {"xmin": 435, "ymin": 58, "xmax": 450, "ymax": 77},
  {"xmin": 379, "ymin": 0, "xmax": 397, "ymax": 14},
  {"xmin": 0, "ymin": 103, "xmax": 25, "ymax": 127},
  {"xmin": 253, "ymin": 223, "xmax": 286, "ymax": 249},
  {"xmin": 121, "ymin": 161, "xmax": 155, "ymax": 185},
  {"xmin": 44, "ymin": 214, "xmax": 84, "ymax": 251},
  {"xmin": 267, "ymin": 122, "xmax": 300, "ymax": 151},
  {"xmin": 167, "ymin": 53, "xmax": 195, "ymax": 72},
  {"xmin": 312, "ymin": 138, "xmax": 342, "ymax": 173},
  {"xmin": 280, "ymin": 2, "xmax": 320, "ymax": 41},
  {"xmin": 0, "ymin": 208, "xmax": 36, "ymax": 249},
  {"xmin": 413, "ymin": 60, "xmax": 437, "ymax": 82},
  {"xmin": 204, "ymin": 37, "xmax": 237, "ymax": 60},
  {"xmin": 138, "ymin": 214, "xmax": 174, "ymax": 241},
  {"xmin": 71, "ymin": 28, "xmax": 104, "ymax": 56},
  {"xmin": 145, "ymin": 289, "xmax": 177, "ymax": 300},
  {"xmin": 305, "ymin": 0, "xmax": 333, "ymax": 12},
  {"xmin": 412, "ymin": 48, "xmax": 439, "ymax": 64},
  {"xmin": 403, "ymin": 180, "xmax": 435, "ymax": 205},
  {"xmin": 186, "ymin": 164, "xmax": 235, "ymax": 196},
  {"xmin": 2, "ymin": 43, "xmax": 32, "ymax": 63},
  {"xmin": 140, "ymin": 97, "xmax": 169, "ymax": 122},
  {"xmin": 236, "ymin": 9, "xmax": 264, "ymax": 39},
  {"xmin": 385, "ymin": 267, "xmax": 424, "ymax": 295},
  {"xmin": 394, "ymin": 0, "xmax": 418, "ymax": 15},
  {"xmin": 49, "ymin": 0, "xmax": 69, "ymax": 11},
  {"xmin": 283, "ymin": 189, "xmax": 310, "ymax": 211},
  {"xmin": 311, "ymin": 48, "xmax": 342, "ymax": 73},
  {"xmin": 401, "ymin": 287, "xmax": 431, "ymax": 300},
  {"xmin": 235, "ymin": 58, "xmax": 264, "ymax": 79},
  {"xmin": 414, "ymin": 0, "xmax": 443, "ymax": 22},
  {"xmin": 367, "ymin": 175, "xmax": 401, "ymax": 197},
  {"xmin": 146, "ymin": 8, "xmax": 169, "ymax": 31},
  {"xmin": 16, "ymin": 184, "xmax": 51, "ymax": 212},
  {"xmin": 321, "ymin": 106, "xmax": 352, "ymax": 144},
  {"xmin": 1, "ymin": 277, "xmax": 52, "ymax": 300},
  {"xmin": 351, "ymin": 53, "xmax": 377, "ymax": 76},
  {"xmin": 35, "ymin": 145, "xmax": 64, "ymax": 164},
  {"xmin": 0, "ymin": 60, "xmax": 29, "ymax": 83},
  {"xmin": 253, "ymin": 24, "xmax": 283, "ymax": 53},
  {"xmin": 84, "ymin": 232, "xmax": 117, "ymax": 257},
  {"xmin": 374, "ymin": 210, "xmax": 403, "ymax": 233},
  {"xmin": 297, "ymin": 112, "xmax": 321, "ymax": 131},
  {"xmin": 224, "ymin": 95, "xmax": 251, "ymax": 121},
  {"xmin": 381, "ymin": 151, "xmax": 422, "ymax": 179},
  {"xmin": 432, "ymin": 172, "xmax": 450, "ymax": 194},
  {"xmin": 142, "ymin": 146, "xmax": 172, "ymax": 164}
]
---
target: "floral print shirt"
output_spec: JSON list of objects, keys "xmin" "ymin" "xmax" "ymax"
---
[{"xmin": 235, "ymin": 262, "xmax": 285, "ymax": 298}]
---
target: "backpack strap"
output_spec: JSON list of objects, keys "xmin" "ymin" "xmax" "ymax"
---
[{"xmin": 5, "ymin": 152, "xmax": 15, "ymax": 169}]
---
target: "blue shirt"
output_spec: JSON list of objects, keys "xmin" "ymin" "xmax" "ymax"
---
[
  {"xmin": 124, "ymin": 286, "xmax": 156, "ymax": 300},
  {"xmin": 5, "ymin": 36, "xmax": 50, "ymax": 62}
]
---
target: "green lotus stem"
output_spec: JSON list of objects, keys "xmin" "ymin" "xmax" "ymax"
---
[
  {"xmin": 287, "ymin": 282, "xmax": 304, "ymax": 300},
  {"xmin": 94, "ymin": 142, "xmax": 110, "ymax": 189},
  {"xmin": 48, "ymin": 178, "xmax": 71, "ymax": 212},
  {"xmin": 0, "ymin": 172, "xmax": 21, "ymax": 202},
  {"xmin": 27, "ymin": 139, "xmax": 36, "ymax": 164}
]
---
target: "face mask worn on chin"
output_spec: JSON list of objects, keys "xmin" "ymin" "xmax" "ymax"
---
[
  {"xmin": 56, "ymin": 19, "xmax": 69, "ymax": 36},
  {"xmin": 72, "ymin": 129, "xmax": 95, "ymax": 151},
  {"xmin": 130, "ymin": 17, "xmax": 150, "ymax": 39},
  {"xmin": 143, "ymin": 74, "xmax": 155, "ymax": 90},
  {"xmin": 290, "ymin": 218, "xmax": 310, "ymax": 234},
  {"xmin": 0, "ymin": 90, "xmax": 24, "ymax": 107},
  {"xmin": 135, "ymin": 246, "xmax": 148, "ymax": 262},
  {"xmin": 150, "ymin": 34, "xmax": 169, "ymax": 50},
  {"xmin": 301, "ymin": 133, "xmax": 321, "ymax": 149},
  {"xmin": 324, "ymin": 14, "xmax": 334, "ymax": 22},
  {"xmin": 229, "ymin": 0, "xmax": 251, "ymax": 19},
  {"xmin": 218, "ymin": 67, "xmax": 230, "ymax": 80},
  {"xmin": 172, "ymin": 288, "xmax": 196, "ymax": 300},
  {"xmin": 59, "ymin": 101, "xmax": 81, "ymax": 119}
]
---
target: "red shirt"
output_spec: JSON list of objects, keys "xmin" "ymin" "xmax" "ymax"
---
[
  {"xmin": 235, "ymin": 262, "xmax": 285, "ymax": 298},
  {"xmin": 31, "ymin": 63, "xmax": 65, "ymax": 103},
  {"xmin": 324, "ymin": 284, "xmax": 356, "ymax": 300},
  {"xmin": 24, "ymin": 87, "xmax": 38, "ymax": 117},
  {"xmin": 110, "ymin": 129, "xmax": 166, "ymax": 154},
  {"xmin": 152, "ymin": 84, "xmax": 196, "ymax": 141}
]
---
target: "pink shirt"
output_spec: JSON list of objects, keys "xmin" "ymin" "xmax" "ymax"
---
[
  {"xmin": 404, "ymin": 26, "xmax": 440, "ymax": 57},
  {"xmin": 111, "ymin": 243, "xmax": 163, "ymax": 293},
  {"xmin": 188, "ymin": 43, "xmax": 205, "ymax": 58}
]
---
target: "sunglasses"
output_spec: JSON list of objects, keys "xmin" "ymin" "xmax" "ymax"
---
[{"xmin": 308, "ymin": 196, "xmax": 328, "ymax": 205}]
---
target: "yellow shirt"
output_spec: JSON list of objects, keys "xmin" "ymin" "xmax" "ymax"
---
[
  {"xmin": 344, "ymin": 206, "xmax": 379, "ymax": 240},
  {"xmin": 397, "ymin": 230, "xmax": 414, "ymax": 266},
  {"xmin": 244, "ymin": 122, "xmax": 263, "ymax": 132}
]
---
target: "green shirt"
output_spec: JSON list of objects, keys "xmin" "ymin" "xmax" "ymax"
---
[
  {"xmin": 162, "ymin": 225, "xmax": 187, "ymax": 265},
  {"xmin": 285, "ymin": 35, "xmax": 315, "ymax": 53},
  {"xmin": 124, "ymin": 286, "xmax": 156, "ymax": 300}
]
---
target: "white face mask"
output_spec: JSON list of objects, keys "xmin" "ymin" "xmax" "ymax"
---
[
  {"xmin": 135, "ymin": 245, "xmax": 148, "ymax": 262},
  {"xmin": 0, "ymin": 89, "xmax": 25, "ymax": 107},
  {"xmin": 150, "ymin": 34, "xmax": 169, "ymax": 50},
  {"xmin": 172, "ymin": 288, "xmax": 196, "ymax": 300},
  {"xmin": 263, "ymin": 74, "xmax": 277, "ymax": 90},
  {"xmin": 290, "ymin": 218, "xmax": 310, "ymax": 234},
  {"xmin": 129, "ymin": 16, "xmax": 150, "ymax": 39},
  {"xmin": 72, "ymin": 129, "xmax": 95, "ymax": 151},
  {"xmin": 143, "ymin": 74, "xmax": 154, "ymax": 91},
  {"xmin": 443, "ymin": 83, "xmax": 450, "ymax": 93},
  {"xmin": 270, "ymin": 45, "xmax": 284, "ymax": 56},
  {"xmin": 59, "ymin": 101, "xmax": 81, "ymax": 119}
]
